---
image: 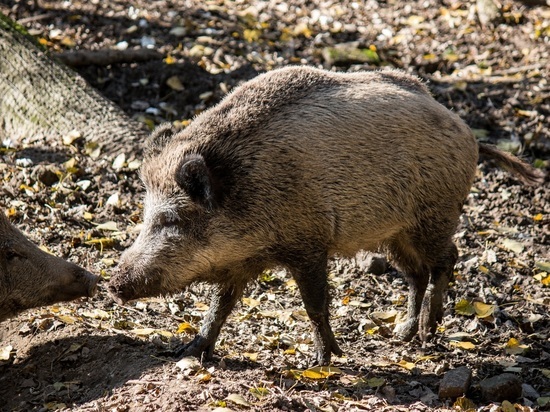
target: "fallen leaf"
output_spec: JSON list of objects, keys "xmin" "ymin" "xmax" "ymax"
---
[
  {"xmin": 243, "ymin": 352, "xmax": 258, "ymax": 362},
  {"xmin": 473, "ymin": 301, "xmax": 497, "ymax": 318},
  {"xmin": 226, "ymin": 393, "xmax": 251, "ymax": 407},
  {"xmin": 249, "ymin": 387, "xmax": 270, "ymax": 400},
  {"xmin": 112, "ymin": 153, "xmax": 126, "ymax": 170},
  {"xmin": 370, "ymin": 310, "xmax": 397, "ymax": 323},
  {"xmin": 455, "ymin": 299, "xmax": 475, "ymax": 316},
  {"xmin": 84, "ymin": 142, "xmax": 101, "ymax": 159},
  {"xmin": 197, "ymin": 370, "xmax": 212, "ymax": 382},
  {"xmin": 176, "ymin": 322, "xmax": 198, "ymax": 334},
  {"xmin": 176, "ymin": 357, "xmax": 201, "ymax": 372},
  {"xmin": 57, "ymin": 315, "xmax": 78, "ymax": 324},
  {"xmin": 367, "ymin": 377, "xmax": 385, "ymax": 387},
  {"xmin": 242, "ymin": 297, "xmax": 261, "ymax": 309},
  {"xmin": 166, "ymin": 76, "xmax": 185, "ymax": 91},
  {"xmin": 501, "ymin": 400, "xmax": 516, "ymax": 412},
  {"xmin": 501, "ymin": 238, "xmax": 524, "ymax": 254},
  {"xmin": 453, "ymin": 396, "xmax": 476, "ymax": 410},
  {"xmin": 63, "ymin": 130, "xmax": 81, "ymax": 145},
  {"xmin": 394, "ymin": 360, "xmax": 416, "ymax": 371},
  {"xmin": 81, "ymin": 309, "xmax": 110, "ymax": 320},
  {"xmin": 0, "ymin": 345, "xmax": 13, "ymax": 361},
  {"xmin": 302, "ymin": 366, "xmax": 342, "ymax": 379},
  {"xmin": 96, "ymin": 221, "xmax": 119, "ymax": 231},
  {"xmin": 449, "ymin": 341, "xmax": 476, "ymax": 350},
  {"xmin": 504, "ymin": 338, "xmax": 528, "ymax": 355}
]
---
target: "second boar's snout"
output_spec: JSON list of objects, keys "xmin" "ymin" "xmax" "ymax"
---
[{"xmin": 83, "ymin": 270, "xmax": 99, "ymax": 297}]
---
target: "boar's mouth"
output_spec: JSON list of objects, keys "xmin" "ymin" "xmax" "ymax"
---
[
  {"xmin": 108, "ymin": 271, "xmax": 164, "ymax": 306},
  {"xmin": 51, "ymin": 269, "xmax": 99, "ymax": 302}
]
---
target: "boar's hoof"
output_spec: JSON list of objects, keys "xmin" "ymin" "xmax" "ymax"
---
[
  {"xmin": 418, "ymin": 319, "xmax": 438, "ymax": 342},
  {"xmin": 314, "ymin": 335, "xmax": 343, "ymax": 366},
  {"xmin": 173, "ymin": 335, "xmax": 215, "ymax": 361},
  {"xmin": 393, "ymin": 319, "xmax": 419, "ymax": 342}
]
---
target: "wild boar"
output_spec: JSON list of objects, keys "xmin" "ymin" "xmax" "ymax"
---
[
  {"xmin": 109, "ymin": 66, "xmax": 543, "ymax": 365},
  {"xmin": 0, "ymin": 210, "xmax": 98, "ymax": 322}
]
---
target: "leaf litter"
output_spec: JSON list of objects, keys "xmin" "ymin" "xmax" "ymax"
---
[{"xmin": 0, "ymin": 0, "xmax": 548, "ymax": 411}]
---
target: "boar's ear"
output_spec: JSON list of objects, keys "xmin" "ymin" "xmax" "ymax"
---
[
  {"xmin": 175, "ymin": 154, "xmax": 217, "ymax": 209},
  {"xmin": 145, "ymin": 123, "xmax": 178, "ymax": 157}
]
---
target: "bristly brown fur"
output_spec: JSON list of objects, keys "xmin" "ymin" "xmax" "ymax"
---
[
  {"xmin": 0, "ymin": 211, "xmax": 98, "ymax": 322},
  {"xmin": 111, "ymin": 66, "xmax": 543, "ymax": 365}
]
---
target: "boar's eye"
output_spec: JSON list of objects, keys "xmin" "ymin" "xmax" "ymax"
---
[
  {"xmin": 158, "ymin": 212, "xmax": 180, "ymax": 229},
  {"xmin": 5, "ymin": 248, "xmax": 23, "ymax": 261}
]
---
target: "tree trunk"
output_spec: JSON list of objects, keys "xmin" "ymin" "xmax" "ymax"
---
[{"xmin": 0, "ymin": 12, "xmax": 148, "ymax": 159}]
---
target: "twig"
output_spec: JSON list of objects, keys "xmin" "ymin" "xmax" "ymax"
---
[
  {"xmin": 17, "ymin": 13, "xmax": 54, "ymax": 24},
  {"xmin": 56, "ymin": 48, "xmax": 163, "ymax": 67},
  {"xmin": 493, "ymin": 63, "xmax": 544, "ymax": 76}
]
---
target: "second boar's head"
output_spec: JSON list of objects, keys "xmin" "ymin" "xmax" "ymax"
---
[{"xmin": 108, "ymin": 124, "xmax": 251, "ymax": 304}]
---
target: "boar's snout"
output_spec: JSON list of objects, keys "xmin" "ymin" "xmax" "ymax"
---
[
  {"xmin": 82, "ymin": 269, "xmax": 99, "ymax": 297},
  {"xmin": 108, "ymin": 265, "xmax": 164, "ymax": 306},
  {"xmin": 57, "ymin": 266, "xmax": 99, "ymax": 301}
]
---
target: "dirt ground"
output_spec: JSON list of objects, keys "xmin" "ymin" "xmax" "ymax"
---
[{"xmin": 0, "ymin": 0, "xmax": 549, "ymax": 411}]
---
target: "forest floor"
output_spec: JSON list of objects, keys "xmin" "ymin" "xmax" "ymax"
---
[{"xmin": 0, "ymin": 0, "xmax": 549, "ymax": 411}]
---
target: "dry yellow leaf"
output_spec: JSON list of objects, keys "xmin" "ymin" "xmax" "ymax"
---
[
  {"xmin": 249, "ymin": 387, "xmax": 270, "ymax": 400},
  {"xmin": 501, "ymin": 400, "xmax": 516, "ymax": 412},
  {"xmin": 164, "ymin": 54, "xmax": 176, "ymax": 64},
  {"xmin": 57, "ymin": 315, "xmax": 78, "ymax": 324},
  {"xmin": 166, "ymin": 75, "xmax": 185, "ymax": 91},
  {"xmin": 453, "ymin": 396, "xmax": 476, "ymax": 410},
  {"xmin": 243, "ymin": 29, "xmax": 261, "ymax": 42},
  {"xmin": 242, "ymin": 297, "xmax": 261, "ymax": 309},
  {"xmin": 504, "ymin": 338, "xmax": 528, "ymax": 355},
  {"xmin": 0, "ymin": 345, "xmax": 13, "ymax": 361},
  {"xmin": 473, "ymin": 301, "xmax": 497, "ymax": 318},
  {"xmin": 95, "ymin": 221, "xmax": 119, "ymax": 231},
  {"xmin": 370, "ymin": 310, "xmax": 397, "ymax": 323},
  {"xmin": 243, "ymin": 352, "xmax": 258, "ymax": 362},
  {"xmin": 176, "ymin": 322, "xmax": 198, "ymax": 334},
  {"xmin": 130, "ymin": 328, "xmax": 156, "ymax": 336},
  {"xmin": 395, "ymin": 359, "xmax": 416, "ymax": 370},
  {"xmin": 450, "ymin": 341, "xmax": 476, "ymax": 350},
  {"xmin": 302, "ymin": 366, "xmax": 342, "ymax": 379},
  {"xmin": 367, "ymin": 377, "xmax": 385, "ymax": 387},
  {"xmin": 455, "ymin": 299, "xmax": 475, "ymax": 316},
  {"xmin": 226, "ymin": 393, "xmax": 251, "ymax": 407},
  {"xmin": 197, "ymin": 371, "xmax": 212, "ymax": 382}
]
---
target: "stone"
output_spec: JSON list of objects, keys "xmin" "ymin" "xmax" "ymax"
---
[
  {"xmin": 438, "ymin": 366, "xmax": 472, "ymax": 399},
  {"xmin": 480, "ymin": 373, "xmax": 522, "ymax": 402}
]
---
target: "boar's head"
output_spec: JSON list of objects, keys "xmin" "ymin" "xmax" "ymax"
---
[
  {"xmin": 109, "ymin": 125, "xmax": 249, "ymax": 304},
  {"xmin": 0, "ymin": 212, "xmax": 98, "ymax": 322}
]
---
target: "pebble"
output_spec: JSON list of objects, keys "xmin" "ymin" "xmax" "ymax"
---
[
  {"xmin": 480, "ymin": 373, "xmax": 522, "ymax": 402},
  {"xmin": 521, "ymin": 383, "xmax": 540, "ymax": 400},
  {"xmin": 438, "ymin": 366, "xmax": 472, "ymax": 399}
]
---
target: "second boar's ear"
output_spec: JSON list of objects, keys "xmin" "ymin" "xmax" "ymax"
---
[
  {"xmin": 175, "ymin": 154, "xmax": 217, "ymax": 209},
  {"xmin": 145, "ymin": 123, "xmax": 178, "ymax": 157}
]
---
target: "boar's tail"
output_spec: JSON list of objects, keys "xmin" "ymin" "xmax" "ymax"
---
[{"xmin": 478, "ymin": 143, "xmax": 545, "ymax": 185}]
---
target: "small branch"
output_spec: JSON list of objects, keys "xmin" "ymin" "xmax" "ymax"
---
[
  {"xmin": 17, "ymin": 13, "xmax": 55, "ymax": 24},
  {"xmin": 56, "ymin": 48, "xmax": 163, "ymax": 67},
  {"xmin": 493, "ymin": 63, "xmax": 544, "ymax": 76}
]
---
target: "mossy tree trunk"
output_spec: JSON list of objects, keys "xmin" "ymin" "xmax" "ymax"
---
[{"xmin": 0, "ymin": 12, "xmax": 148, "ymax": 159}]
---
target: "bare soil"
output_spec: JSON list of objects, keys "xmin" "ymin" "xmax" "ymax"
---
[{"xmin": 0, "ymin": 1, "xmax": 549, "ymax": 411}]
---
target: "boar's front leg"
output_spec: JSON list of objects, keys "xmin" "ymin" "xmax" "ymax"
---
[
  {"xmin": 175, "ymin": 281, "xmax": 246, "ymax": 360},
  {"xmin": 286, "ymin": 250, "xmax": 342, "ymax": 366}
]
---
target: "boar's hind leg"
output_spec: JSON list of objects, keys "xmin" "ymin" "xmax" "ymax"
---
[
  {"xmin": 418, "ymin": 241, "xmax": 458, "ymax": 341},
  {"xmin": 287, "ymin": 251, "xmax": 342, "ymax": 366},
  {"xmin": 391, "ymin": 239, "xmax": 430, "ymax": 341},
  {"xmin": 392, "ymin": 231, "xmax": 458, "ymax": 342},
  {"xmin": 392, "ymin": 266, "xmax": 429, "ymax": 341},
  {"xmin": 174, "ymin": 281, "xmax": 246, "ymax": 360}
]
